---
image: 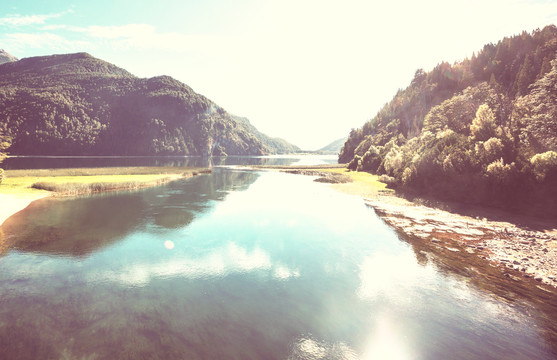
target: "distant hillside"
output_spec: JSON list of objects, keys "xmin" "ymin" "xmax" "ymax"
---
[
  {"xmin": 339, "ymin": 25, "xmax": 557, "ymax": 216},
  {"xmin": 318, "ymin": 137, "xmax": 347, "ymax": 154},
  {"xmin": 232, "ymin": 116, "xmax": 300, "ymax": 154},
  {"xmin": 0, "ymin": 52, "xmax": 298, "ymax": 157},
  {"xmin": 0, "ymin": 49, "xmax": 17, "ymax": 65}
]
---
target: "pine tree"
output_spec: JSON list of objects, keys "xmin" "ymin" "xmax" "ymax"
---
[
  {"xmin": 538, "ymin": 56, "xmax": 552, "ymax": 80},
  {"xmin": 516, "ymin": 54, "xmax": 535, "ymax": 96}
]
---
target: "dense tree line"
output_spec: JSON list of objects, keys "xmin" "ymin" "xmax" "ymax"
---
[
  {"xmin": 0, "ymin": 128, "xmax": 9, "ymax": 183},
  {"xmin": 339, "ymin": 25, "xmax": 557, "ymax": 216},
  {"xmin": 0, "ymin": 52, "xmax": 299, "ymax": 158}
]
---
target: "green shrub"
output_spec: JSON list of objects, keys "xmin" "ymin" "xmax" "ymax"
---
[
  {"xmin": 531, "ymin": 151, "xmax": 557, "ymax": 180},
  {"xmin": 475, "ymin": 137, "xmax": 504, "ymax": 166},
  {"xmin": 486, "ymin": 158, "xmax": 517, "ymax": 184},
  {"xmin": 347, "ymin": 155, "xmax": 361, "ymax": 171},
  {"xmin": 378, "ymin": 174, "xmax": 396, "ymax": 186},
  {"xmin": 358, "ymin": 146, "xmax": 382, "ymax": 172},
  {"xmin": 401, "ymin": 166, "xmax": 416, "ymax": 186},
  {"xmin": 470, "ymin": 104, "xmax": 498, "ymax": 142}
]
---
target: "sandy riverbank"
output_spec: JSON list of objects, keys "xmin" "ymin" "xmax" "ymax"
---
[{"xmin": 0, "ymin": 193, "xmax": 50, "ymax": 227}]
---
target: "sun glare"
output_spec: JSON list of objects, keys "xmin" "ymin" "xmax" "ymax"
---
[{"xmin": 362, "ymin": 314, "xmax": 414, "ymax": 360}]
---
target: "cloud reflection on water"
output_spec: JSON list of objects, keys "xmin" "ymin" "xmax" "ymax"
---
[{"xmin": 94, "ymin": 242, "xmax": 300, "ymax": 287}]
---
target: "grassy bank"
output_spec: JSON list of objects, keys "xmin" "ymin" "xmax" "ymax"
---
[
  {"xmin": 321, "ymin": 168, "xmax": 393, "ymax": 198},
  {"xmin": 1, "ymin": 167, "xmax": 211, "ymax": 196},
  {"xmin": 245, "ymin": 164, "xmax": 393, "ymax": 199}
]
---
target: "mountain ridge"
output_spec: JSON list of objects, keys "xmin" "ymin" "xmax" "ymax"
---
[
  {"xmin": 0, "ymin": 49, "xmax": 18, "ymax": 65},
  {"xmin": 318, "ymin": 137, "xmax": 347, "ymax": 154},
  {"xmin": 0, "ymin": 52, "xmax": 299, "ymax": 157}
]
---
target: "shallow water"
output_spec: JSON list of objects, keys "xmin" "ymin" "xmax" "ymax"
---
[{"xmin": 1, "ymin": 168, "xmax": 556, "ymax": 359}]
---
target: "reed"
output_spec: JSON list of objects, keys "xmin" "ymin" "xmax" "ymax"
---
[{"xmin": 0, "ymin": 167, "xmax": 212, "ymax": 196}]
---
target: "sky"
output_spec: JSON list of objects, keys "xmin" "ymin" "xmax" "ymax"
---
[{"xmin": 1, "ymin": 0, "xmax": 556, "ymax": 150}]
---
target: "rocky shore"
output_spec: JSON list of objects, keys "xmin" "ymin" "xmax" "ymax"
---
[{"xmin": 366, "ymin": 195, "xmax": 557, "ymax": 288}]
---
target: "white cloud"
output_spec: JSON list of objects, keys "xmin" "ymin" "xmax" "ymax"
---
[
  {"xmin": 0, "ymin": 14, "xmax": 54, "ymax": 26},
  {"xmin": 85, "ymin": 24, "xmax": 156, "ymax": 40},
  {"xmin": 1, "ymin": 32, "xmax": 90, "ymax": 53},
  {"xmin": 41, "ymin": 24, "xmax": 68, "ymax": 31},
  {"xmin": 36, "ymin": 23, "xmax": 231, "ymax": 56},
  {"xmin": 0, "ymin": 10, "xmax": 72, "ymax": 27},
  {"xmin": 2, "ymin": 1, "xmax": 556, "ymax": 148}
]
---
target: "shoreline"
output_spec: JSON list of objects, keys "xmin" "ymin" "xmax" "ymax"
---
[
  {"xmin": 252, "ymin": 164, "xmax": 557, "ymax": 289},
  {"xmin": 0, "ymin": 193, "xmax": 51, "ymax": 227},
  {"xmin": 0, "ymin": 167, "xmax": 211, "ymax": 227},
  {"xmin": 3, "ymin": 164, "xmax": 556, "ymax": 288},
  {"xmin": 366, "ymin": 195, "xmax": 557, "ymax": 288}
]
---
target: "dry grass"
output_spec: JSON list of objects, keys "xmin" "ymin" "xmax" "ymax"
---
[
  {"xmin": 5, "ymin": 166, "xmax": 210, "ymax": 177},
  {"xmin": 0, "ymin": 167, "xmax": 211, "ymax": 196},
  {"xmin": 321, "ymin": 168, "xmax": 394, "ymax": 199}
]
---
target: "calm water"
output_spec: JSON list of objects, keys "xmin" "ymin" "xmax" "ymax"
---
[
  {"xmin": 1, "ymin": 164, "xmax": 557, "ymax": 359},
  {"xmin": 2, "ymin": 154, "xmax": 338, "ymax": 169}
]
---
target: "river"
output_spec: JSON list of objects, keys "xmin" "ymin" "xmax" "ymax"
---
[{"xmin": 0, "ymin": 157, "xmax": 556, "ymax": 359}]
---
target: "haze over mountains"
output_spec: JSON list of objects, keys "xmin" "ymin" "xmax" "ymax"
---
[
  {"xmin": 0, "ymin": 51, "xmax": 299, "ymax": 157},
  {"xmin": 317, "ymin": 137, "xmax": 347, "ymax": 154}
]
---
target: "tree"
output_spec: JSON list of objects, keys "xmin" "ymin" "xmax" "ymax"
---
[
  {"xmin": 537, "ymin": 56, "xmax": 552, "ymax": 80},
  {"xmin": 470, "ymin": 104, "xmax": 497, "ymax": 142},
  {"xmin": 0, "ymin": 129, "xmax": 10, "ymax": 184},
  {"xmin": 531, "ymin": 151, "xmax": 557, "ymax": 181},
  {"xmin": 518, "ymin": 58, "xmax": 557, "ymax": 153},
  {"xmin": 515, "ymin": 54, "xmax": 535, "ymax": 96}
]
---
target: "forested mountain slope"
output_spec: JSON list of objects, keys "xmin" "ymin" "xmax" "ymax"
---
[
  {"xmin": 318, "ymin": 137, "xmax": 347, "ymax": 154},
  {"xmin": 0, "ymin": 52, "xmax": 298, "ymax": 157},
  {"xmin": 339, "ymin": 25, "xmax": 557, "ymax": 215},
  {"xmin": 232, "ymin": 115, "xmax": 300, "ymax": 154}
]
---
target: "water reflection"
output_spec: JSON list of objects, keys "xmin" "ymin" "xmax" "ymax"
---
[
  {"xmin": 290, "ymin": 337, "xmax": 358, "ymax": 360},
  {"xmin": 1, "ymin": 169, "xmax": 259, "ymax": 256},
  {"xmin": 1, "ymin": 194, "xmax": 145, "ymax": 256},
  {"xmin": 392, "ymin": 225, "xmax": 557, "ymax": 354},
  {"xmin": 93, "ymin": 242, "xmax": 300, "ymax": 287},
  {"xmin": 361, "ymin": 314, "xmax": 412, "ymax": 360},
  {"xmin": 3, "ymin": 154, "xmax": 337, "ymax": 170},
  {"xmin": 0, "ymin": 170, "xmax": 556, "ymax": 359}
]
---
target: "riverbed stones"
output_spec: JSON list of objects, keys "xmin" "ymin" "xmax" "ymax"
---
[{"xmin": 365, "ymin": 196, "xmax": 557, "ymax": 288}]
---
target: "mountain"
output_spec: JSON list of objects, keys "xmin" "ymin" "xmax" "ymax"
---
[
  {"xmin": 0, "ymin": 52, "xmax": 298, "ymax": 157},
  {"xmin": 339, "ymin": 25, "xmax": 557, "ymax": 215},
  {"xmin": 0, "ymin": 49, "xmax": 17, "ymax": 65},
  {"xmin": 232, "ymin": 115, "xmax": 300, "ymax": 154},
  {"xmin": 317, "ymin": 137, "xmax": 347, "ymax": 154}
]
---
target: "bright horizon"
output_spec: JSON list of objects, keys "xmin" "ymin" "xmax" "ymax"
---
[{"xmin": 1, "ymin": 0, "xmax": 556, "ymax": 150}]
